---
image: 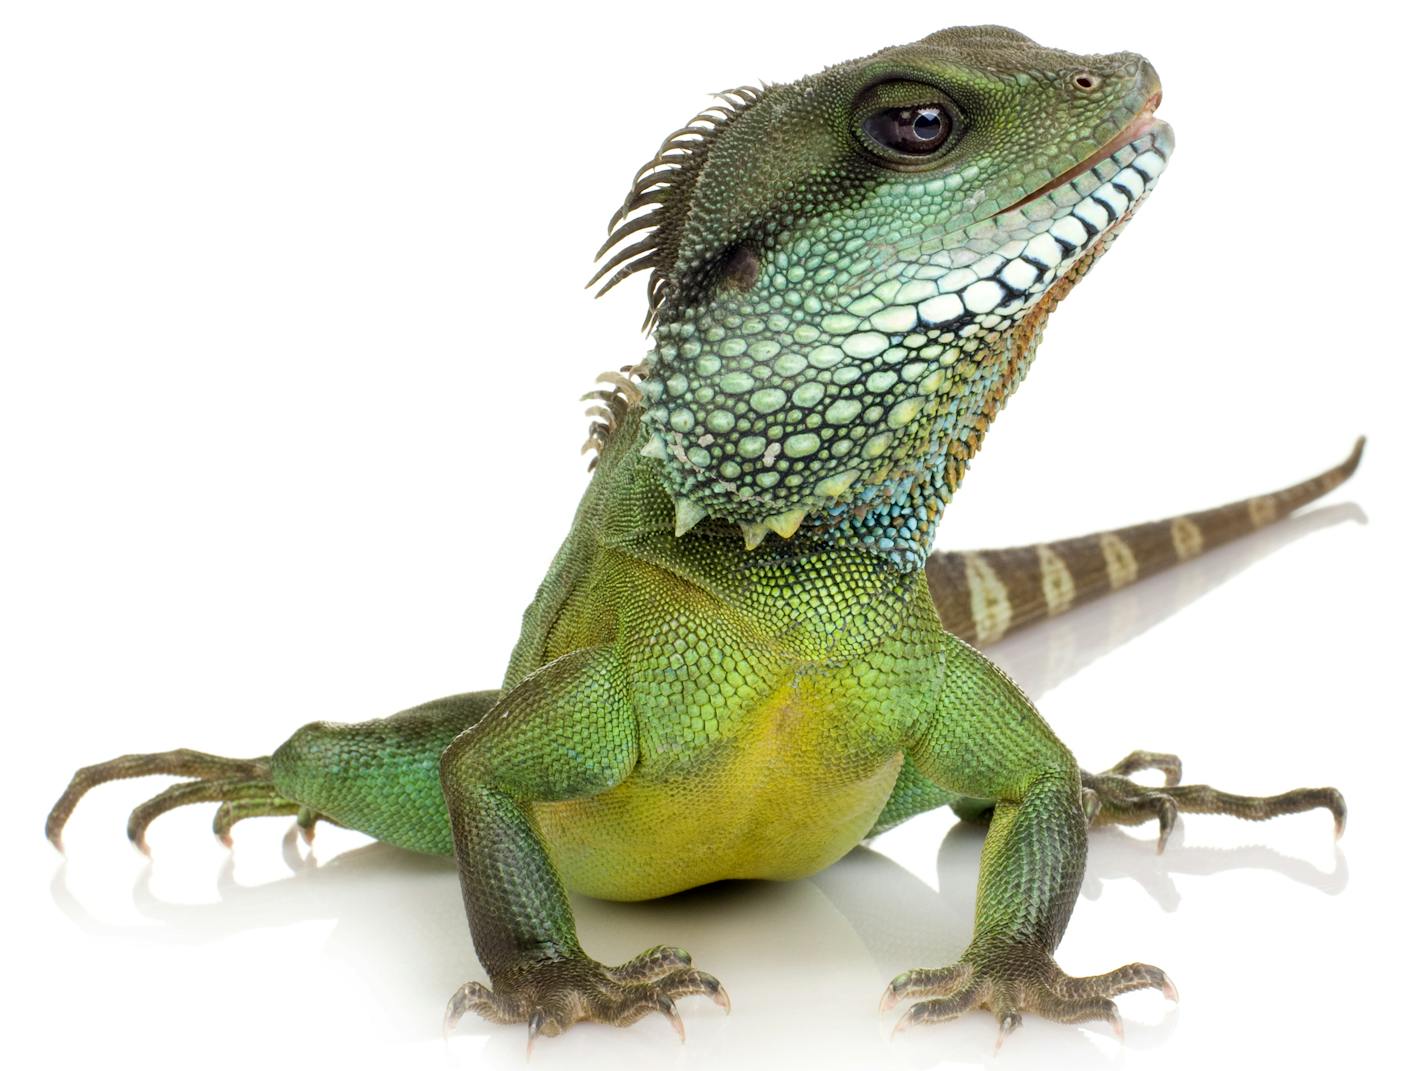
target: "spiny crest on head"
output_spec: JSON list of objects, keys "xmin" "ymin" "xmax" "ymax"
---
[
  {"xmin": 580, "ymin": 364, "xmax": 646, "ymax": 471},
  {"xmin": 587, "ymin": 84, "xmax": 766, "ymax": 330}
]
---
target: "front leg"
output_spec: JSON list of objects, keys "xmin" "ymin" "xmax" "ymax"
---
[
  {"xmin": 439, "ymin": 645, "xmax": 727, "ymax": 1050},
  {"xmin": 882, "ymin": 636, "xmax": 1173, "ymax": 1045}
]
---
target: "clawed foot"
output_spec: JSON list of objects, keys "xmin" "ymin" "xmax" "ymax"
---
[
  {"xmin": 445, "ymin": 946, "xmax": 729, "ymax": 1053},
  {"xmin": 882, "ymin": 942, "xmax": 1176, "ymax": 1048},
  {"xmin": 1082, "ymin": 749, "xmax": 1346, "ymax": 853},
  {"xmin": 46, "ymin": 748, "xmax": 312, "ymax": 853}
]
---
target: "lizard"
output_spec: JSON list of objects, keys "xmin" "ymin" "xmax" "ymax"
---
[{"xmin": 46, "ymin": 24, "xmax": 1359, "ymax": 1050}]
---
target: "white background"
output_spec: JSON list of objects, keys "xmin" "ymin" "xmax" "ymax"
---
[{"xmin": 2, "ymin": 3, "xmax": 1418, "ymax": 1069}]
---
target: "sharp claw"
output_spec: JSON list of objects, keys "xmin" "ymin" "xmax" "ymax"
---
[
  {"xmin": 891, "ymin": 1009, "xmax": 913, "ymax": 1038},
  {"xmin": 443, "ymin": 986, "xmax": 470, "ymax": 1038},
  {"xmin": 707, "ymin": 979, "xmax": 731, "ymax": 1014},
  {"xmin": 1160, "ymin": 973, "xmax": 1179, "ymax": 1002},
  {"xmin": 1081, "ymin": 788, "xmax": 1102, "ymax": 825},
  {"xmin": 527, "ymin": 1008, "xmax": 546, "ymax": 1059},
  {"xmin": 131, "ymin": 834, "xmax": 151, "ymax": 857},
  {"xmin": 297, "ymin": 807, "xmax": 319, "ymax": 843},
  {"xmin": 880, "ymin": 980, "xmax": 901, "ymax": 1013},
  {"xmin": 657, "ymin": 993, "xmax": 685, "ymax": 1042},
  {"xmin": 1156, "ymin": 798, "xmax": 1178, "ymax": 854},
  {"xmin": 994, "ymin": 1012, "xmax": 1022, "ymax": 1053},
  {"xmin": 1332, "ymin": 794, "xmax": 1348, "ymax": 840},
  {"xmin": 216, "ymin": 831, "xmax": 234, "ymax": 849},
  {"xmin": 892, "ymin": 1003, "xmax": 928, "ymax": 1038},
  {"xmin": 1107, "ymin": 1004, "xmax": 1124, "ymax": 1042}
]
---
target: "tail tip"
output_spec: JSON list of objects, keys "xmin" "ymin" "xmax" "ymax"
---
[{"xmin": 1342, "ymin": 435, "xmax": 1366, "ymax": 479}]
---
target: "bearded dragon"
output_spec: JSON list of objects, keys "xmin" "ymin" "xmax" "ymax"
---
[{"xmin": 47, "ymin": 24, "xmax": 1357, "ymax": 1050}]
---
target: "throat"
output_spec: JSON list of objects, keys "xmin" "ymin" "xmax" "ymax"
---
[
  {"xmin": 806, "ymin": 328, "xmax": 1029, "ymax": 572},
  {"xmin": 806, "ymin": 238, "xmax": 1111, "ymax": 571}
]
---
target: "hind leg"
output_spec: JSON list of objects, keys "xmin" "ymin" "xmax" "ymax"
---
[
  {"xmin": 874, "ymin": 748, "xmax": 1346, "ymax": 853},
  {"xmin": 1081, "ymin": 749, "xmax": 1346, "ymax": 853},
  {"xmin": 47, "ymin": 690, "xmax": 499, "ymax": 855}
]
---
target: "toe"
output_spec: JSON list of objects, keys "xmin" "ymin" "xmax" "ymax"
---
[
  {"xmin": 894, "ymin": 982, "xmax": 986, "ymax": 1033},
  {"xmin": 644, "ymin": 965, "xmax": 729, "ymax": 1010},
  {"xmin": 1035, "ymin": 991, "xmax": 1123, "ymax": 1034},
  {"xmin": 881, "ymin": 963, "xmax": 973, "ymax": 1011},
  {"xmin": 444, "ymin": 980, "xmax": 516, "ymax": 1034},
  {"xmin": 611, "ymin": 944, "xmax": 694, "ymax": 983},
  {"xmin": 1058, "ymin": 961, "xmax": 1176, "ymax": 1002}
]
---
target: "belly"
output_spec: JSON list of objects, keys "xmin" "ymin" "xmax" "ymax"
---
[{"xmin": 530, "ymin": 683, "xmax": 904, "ymax": 901}]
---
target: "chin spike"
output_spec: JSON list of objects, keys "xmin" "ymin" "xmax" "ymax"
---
[
  {"xmin": 640, "ymin": 435, "xmax": 669, "ymax": 460},
  {"xmin": 674, "ymin": 498, "xmax": 709, "ymax": 536},
  {"xmin": 740, "ymin": 522, "xmax": 770, "ymax": 550},
  {"xmin": 765, "ymin": 508, "xmax": 807, "ymax": 540}
]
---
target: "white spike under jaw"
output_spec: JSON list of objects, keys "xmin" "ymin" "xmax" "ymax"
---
[
  {"xmin": 740, "ymin": 522, "xmax": 770, "ymax": 550},
  {"xmin": 674, "ymin": 498, "xmax": 708, "ymax": 537},
  {"xmin": 640, "ymin": 436, "xmax": 669, "ymax": 460},
  {"xmin": 765, "ymin": 508, "xmax": 807, "ymax": 540}
]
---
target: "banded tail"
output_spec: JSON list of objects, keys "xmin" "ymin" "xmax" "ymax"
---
[{"xmin": 927, "ymin": 438, "xmax": 1365, "ymax": 647}]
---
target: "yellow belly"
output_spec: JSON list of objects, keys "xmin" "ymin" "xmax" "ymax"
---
[{"xmin": 531, "ymin": 681, "xmax": 904, "ymax": 901}]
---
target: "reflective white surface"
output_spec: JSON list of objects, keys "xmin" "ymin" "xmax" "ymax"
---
[{"xmin": 3, "ymin": 3, "xmax": 1416, "ymax": 1069}]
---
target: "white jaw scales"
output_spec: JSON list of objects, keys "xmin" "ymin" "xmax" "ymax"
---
[{"xmin": 863, "ymin": 126, "xmax": 1174, "ymax": 342}]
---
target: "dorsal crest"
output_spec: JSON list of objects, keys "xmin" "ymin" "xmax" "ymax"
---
[
  {"xmin": 588, "ymin": 85, "xmax": 766, "ymax": 329},
  {"xmin": 579, "ymin": 365, "xmax": 646, "ymax": 470}
]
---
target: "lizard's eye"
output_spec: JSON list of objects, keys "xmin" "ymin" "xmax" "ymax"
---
[
  {"xmin": 852, "ymin": 83, "xmax": 964, "ymax": 167},
  {"xmin": 863, "ymin": 105, "xmax": 953, "ymax": 154}
]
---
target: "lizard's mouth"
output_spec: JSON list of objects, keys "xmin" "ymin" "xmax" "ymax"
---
[{"xmin": 1001, "ymin": 93, "xmax": 1166, "ymax": 216}]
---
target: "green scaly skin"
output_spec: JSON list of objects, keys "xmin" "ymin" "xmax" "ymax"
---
[{"xmin": 47, "ymin": 26, "xmax": 1354, "ymax": 1048}]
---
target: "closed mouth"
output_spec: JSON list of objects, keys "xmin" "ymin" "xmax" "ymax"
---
[{"xmin": 1001, "ymin": 92, "xmax": 1164, "ymax": 216}]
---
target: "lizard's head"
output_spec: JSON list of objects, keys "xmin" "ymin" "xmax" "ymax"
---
[{"xmin": 594, "ymin": 25, "xmax": 1171, "ymax": 566}]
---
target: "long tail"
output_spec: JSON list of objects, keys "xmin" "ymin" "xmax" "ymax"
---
[{"xmin": 926, "ymin": 438, "xmax": 1365, "ymax": 647}]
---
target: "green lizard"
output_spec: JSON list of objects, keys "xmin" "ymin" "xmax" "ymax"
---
[{"xmin": 47, "ymin": 25, "xmax": 1357, "ymax": 1049}]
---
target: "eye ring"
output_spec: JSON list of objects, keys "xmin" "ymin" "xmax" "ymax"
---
[
  {"xmin": 860, "ymin": 103, "xmax": 957, "ymax": 158},
  {"xmin": 1071, "ymin": 71, "xmax": 1102, "ymax": 91},
  {"xmin": 852, "ymin": 81, "xmax": 966, "ymax": 169}
]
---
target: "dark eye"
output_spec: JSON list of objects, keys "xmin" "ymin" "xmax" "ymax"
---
[{"xmin": 863, "ymin": 104, "xmax": 953, "ymax": 155}]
